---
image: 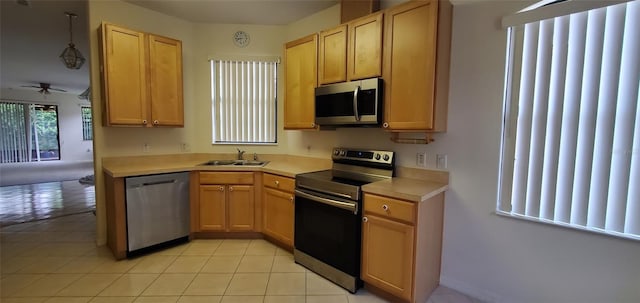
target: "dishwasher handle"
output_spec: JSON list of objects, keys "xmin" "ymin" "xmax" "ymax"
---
[{"xmin": 129, "ymin": 179, "xmax": 178, "ymax": 188}]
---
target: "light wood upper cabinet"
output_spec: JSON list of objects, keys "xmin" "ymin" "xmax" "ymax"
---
[
  {"xmin": 100, "ymin": 23, "xmax": 184, "ymax": 127},
  {"xmin": 348, "ymin": 12, "xmax": 383, "ymax": 81},
  {"xmin": 382, "ymin": 0, "xmax": 451, "ymax": 132},
  {"xmin": 319, "ymin": 25, "xmax": 348, "ymax": 85},
  {"xmin": 148, "ymin": 34, "xmax": 184, "ymax": 127},
  {"xmin": 317, "ymin": 13, "xmax": 383, "ymax": 84},
  {"xmin": 284, "ymin": 34, "xmax": 318, "ymax": 130}
]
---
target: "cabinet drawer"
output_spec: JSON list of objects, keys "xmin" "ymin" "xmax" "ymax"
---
[
  {"xmin": 364, "ymin": 193, "xmax": 415, "ymax": 224},
  {"xmin": 263, "ymin": 173, "xmax": 295, "ymax": 193},
  {"xmin": 200, "ymin": 172, "xmax": 254, "ymax": 185}
]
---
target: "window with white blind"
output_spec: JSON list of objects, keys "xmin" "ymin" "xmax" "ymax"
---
[
  {"xmin": 210, "ymin": 58, "xmax": 278, "ymax": 144},
  {"xmin": 81, "ymin": 106, "xmax": 92, "ymax": 141},
  {"xmin": 0, "ymin": 101, "xmax": 61, "ymax": 163},
  {"xmin": 498, "ymin": 0, "xmax": 639, "ymax": 241}
]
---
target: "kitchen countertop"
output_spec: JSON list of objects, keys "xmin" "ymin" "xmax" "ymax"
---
[
  {"xmin": 362, "ymin": 177, "xmax": 448, "ymax": 203},
  {"xmin": 102, "ymin": 154, "xmax": 449, "ymax": 202},
  {"xmin": 102, "ymin": 154, "xmax": 333, "ymax": 178}
]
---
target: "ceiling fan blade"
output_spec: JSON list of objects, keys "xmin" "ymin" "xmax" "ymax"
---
[
  {"xmin": 48, "ymin": 87, "xmax": 67, "ymax": 92},
  {"xmin": 21, "ymin": 85, "xmax": 41, "ymax": 89}
]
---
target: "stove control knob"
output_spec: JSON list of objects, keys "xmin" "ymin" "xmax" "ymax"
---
[
  {"xmin": 375, "ymin": 154, "xmax": 381, "ymax": 160},
  {"xmin": 339, "ymin": 150, "xmax": 346, "ymax": 157},
  {"xmin": 383, "ymin": 154, "xmax": 390, "ymax": 161},
  {"xmin": 334, "ymin": 149, "xmax": 340, "ymax": 156}
]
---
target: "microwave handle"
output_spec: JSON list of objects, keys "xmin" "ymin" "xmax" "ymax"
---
[{"xmin": 353, "ymin": 85, "xmax": 361, "ymax": 121}]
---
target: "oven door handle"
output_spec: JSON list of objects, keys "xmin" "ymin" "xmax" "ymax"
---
[{"xmin": 295, "ymin": 189, "xmax": 357, "ymax": 214}]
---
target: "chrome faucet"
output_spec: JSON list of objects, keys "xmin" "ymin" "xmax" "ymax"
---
[
  {"xmin": 236, "ymin": 148, "xmax": 245, "ymax": 160},
  {"xmin": 253, "ymin": 153, "xmax": 258, "ymax": 161}
]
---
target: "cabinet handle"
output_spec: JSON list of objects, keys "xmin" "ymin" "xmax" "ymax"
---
[
  {"xmin": 275, "ymin": 180, "xmax": 279, "ymax": 187},
  {"xmin": 219, "ymin": 186, "xmax": 224, "ymax": 191},
  {"xmin": 363, "ymin": 217, "xmax": 368, "ymax": 223},
  {"xmin": 311, "ymin": 123, "xmax": 316, "ymax": 127},
  {"xmin": 229, "ymin": 186, "xmax": 234, "ymax": 191},
  {"xmin": 382, "ymin": 122, "xmax": 389, "ymax": 128},
  {"xmin": 142, "ymin": 119, "xmax": 148, "ymax": 125},
  {"xmin": 289, "ymin": 196, "xmax": 294, "ymax": 202},
  {"xmin": 382, "ymin": 204, "xmax": 389, "ymax": 211},
  {"xmin": 153, "ymin": 120, "xmax": 159, "ymax": 125}
]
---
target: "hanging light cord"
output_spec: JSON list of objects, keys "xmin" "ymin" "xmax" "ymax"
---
[{"xmin": 66, "ymin": 12, "xmax": 77, "ymax": 46}]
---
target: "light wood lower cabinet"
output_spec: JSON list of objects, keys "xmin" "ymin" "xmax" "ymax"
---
[
  {"xmin": 362, "ymin": 192, "xmax": 444, "ymax": 303},
  {"xmin": 262, "ymin": 173, "xmax": 295, "ymax": 248},
  {"xmin": 199, "ymin": 185, "xmax": 226, "ymax": 231},
  {"xmin": 362, "ymin": 214, "xmax": 415, "ymax": 300},
  {"xmin": 197, "ymin": 172, "xmax": 255, "ymax": 232}
]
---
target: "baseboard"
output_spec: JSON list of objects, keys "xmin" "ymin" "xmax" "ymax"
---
[{"xmin": 439, "ymin": 275, "xmax": 503, "ymax": 303}]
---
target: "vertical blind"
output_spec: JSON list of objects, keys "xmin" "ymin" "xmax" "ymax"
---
[
  {"xmin": 499, "ymin": 0, "xmax": 640, "ymax": 240},
  {"xmin": 81, "ymin": 106, "xmax": 92, "ymax": 141},
  {"xmin": 0, "ymin": 102, "xmax": 30, "ymax": 163},
  {"xmin": 210, "ymin": 59, "xmax": 277, "ymax": 143}
]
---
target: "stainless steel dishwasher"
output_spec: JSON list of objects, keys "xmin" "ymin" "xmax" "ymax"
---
[{"xmin": 125, "ymin": 172, "xmax": 190, "ymax": 254}]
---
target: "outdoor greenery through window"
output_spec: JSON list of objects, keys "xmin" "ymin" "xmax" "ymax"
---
[
  {"xmin": 81, "ymin": 106, "xmax": 92, "ymax": 141},
  {"xmin": 210, "ymin": 58, "xmax": 278, "ymax": 144},
  {"xmin": 0, "ymin": 101, "xmax": 60, "ymax": 163},
  {"xmin": 498, "ymin": 0, "xmax": 639, "ymax": 240}
]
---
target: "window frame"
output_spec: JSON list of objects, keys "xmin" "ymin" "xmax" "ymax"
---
[
  {"xmin": 210, "ymin": 57, "xmax": 279, "ymax": 145},
  {"xmin": 497, "ymin": 0, "xmax": 640, "ymax": 241}
]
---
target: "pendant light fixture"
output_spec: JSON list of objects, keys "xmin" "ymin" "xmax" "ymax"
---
[{"xmin": 59, "ymin": 12, "xmax": 85, "ymax": 70}]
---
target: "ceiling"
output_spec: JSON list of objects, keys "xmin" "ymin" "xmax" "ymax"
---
[
  {"xmin": 124, "ymin": 0, "xmax": 339, "ymax": 25},
  {"xmin": 1, "ymin": 0, "xmax": 90, "ymax": 95},
  {"xmin": 0, "ymin": 0, "xmax": 338, "ymax": 96}
]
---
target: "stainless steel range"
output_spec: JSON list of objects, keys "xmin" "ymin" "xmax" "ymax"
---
[{"xmin": 294, "ymin": 147, "xmax": 395, "ymax": 293}]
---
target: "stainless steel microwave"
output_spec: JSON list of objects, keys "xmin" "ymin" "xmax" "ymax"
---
[{"xmin": 315, "ymin": 78, "xmax": 383, "ymax": 127}]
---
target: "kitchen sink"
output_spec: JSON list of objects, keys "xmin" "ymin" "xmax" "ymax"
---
[{"xmin": 199, "ymin": 160, "xmax": 268, "ymax": 167}]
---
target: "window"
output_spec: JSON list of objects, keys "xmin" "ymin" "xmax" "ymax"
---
[
  {"xmin": 81, "ymin": 106, "xmax": 92, "ymax": 141},
  {"xmin": 498, "ymin": 0, "xmax": 639, "ymax": 240},
  {"xmin": 0, "ymin": 101, "xmax": 61, "ymax": 163},
  {"xmin": 210, "ymin": 58, "xmax": 278, "ymax": 144}
]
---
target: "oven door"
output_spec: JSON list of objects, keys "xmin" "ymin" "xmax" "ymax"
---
[{"xmin": 294, "ymin": 188, "xmax": 362, "ymax": 277}]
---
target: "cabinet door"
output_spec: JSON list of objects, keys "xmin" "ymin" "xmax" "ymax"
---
[
  {"xmin": 284, "ymin": 34, "xmax": 318, "ymax": 129},
  {"xmin": 319, "ymin": 25, "xmax": 347, "ymax": 85},
  {"xmin": 228, "ymin": 185, "xmax": 254, "ymax": 231},
  {"xmin": 101, "ymin": 23, "xmax": 148, "ymax": 126},
  {"xmin": 262, "ymin": 187, "xmax": 294, "ymax": 246},
  {"xmin": 148, "ymin": 34, "xmax": 184, "ymax": 127},
  {"xmin": 362, "ymin": 214, "xmax": 415, "ymax": 301},
  {"xmin": 348, "ymin": 13, "xmax": 383, "ymax": 81},
  {"xmin": 199, "ymin": 185, "xmax": 226, "ymax": 231},
  {"xmin": 383, "ymin": 0, "xmax": 439, "ymax": 131}
]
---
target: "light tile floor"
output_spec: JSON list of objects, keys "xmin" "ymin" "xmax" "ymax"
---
[
  {"xmin": 0, "ymin": 181, "xmax": 95, "ymax": 226},
  {"xmin": 0, "ymin": 181, "xmax": 482, "ymax": 303}
]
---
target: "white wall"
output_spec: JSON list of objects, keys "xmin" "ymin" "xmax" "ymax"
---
[
  {"xmin": 435, "ymin": 2, "xmax": 640, "ymax": 303},
  {"xmin": 0, "ymin": 88, "xmax": 93, "ymax": 162}
]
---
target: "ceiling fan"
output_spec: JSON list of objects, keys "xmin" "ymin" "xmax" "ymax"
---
[{"xmin": 21, "ymin": 83, "xmax": 67, "ymax": 95}]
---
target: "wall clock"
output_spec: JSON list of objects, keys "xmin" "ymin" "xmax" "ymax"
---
[{"xmin": 233, "ymin": 31, "xmax": 250, "ymax": 48}]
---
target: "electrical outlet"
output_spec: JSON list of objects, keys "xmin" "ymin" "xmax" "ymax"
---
[
  {"xmin": 416, "ymin": 152, "xmax": 427, "ymax": 167},
  {"xmin": 181, "ymin": 143, "xmax": 190, "ymax": 152},
  {"xmin": 436, "ymin": 154, "xmax": 447, "ymax": 169},
  {"xmin": 143, "ymin": 143, "xmax": 150, "ymax": 153}
]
